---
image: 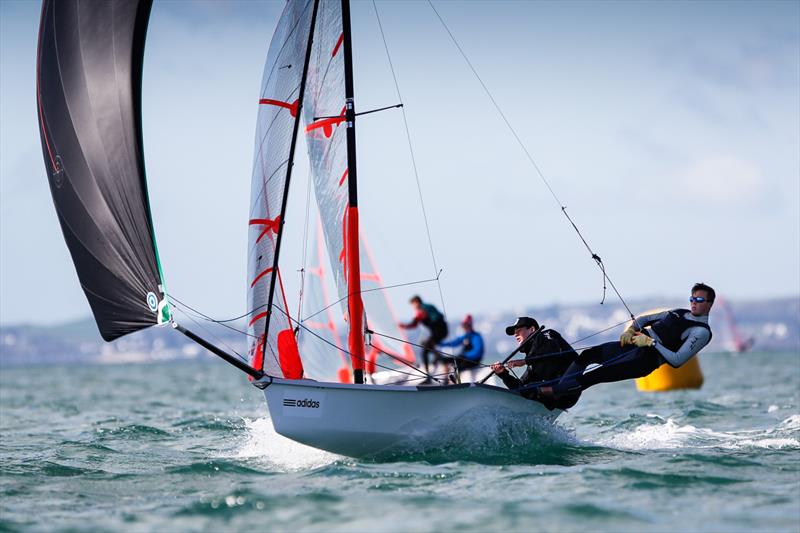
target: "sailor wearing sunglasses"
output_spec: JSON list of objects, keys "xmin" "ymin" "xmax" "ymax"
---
[{"xmin": 534, "ymin": 283, "xmax": 715, "ymax": 402}]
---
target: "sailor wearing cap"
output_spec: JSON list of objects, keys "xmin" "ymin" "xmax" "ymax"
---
[{"xmin": 491, "ymin": 317, "xmax": 581, "ymax": 410}]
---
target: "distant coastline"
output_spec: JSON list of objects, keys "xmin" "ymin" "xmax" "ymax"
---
[{"xmin": 1, "ymin": 296, "xmax": 797, "ymax": 367}]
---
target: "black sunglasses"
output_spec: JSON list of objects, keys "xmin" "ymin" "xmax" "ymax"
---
[{"xmin": 689, "ymin": 296, "xmax": 710, "ymax": 303}]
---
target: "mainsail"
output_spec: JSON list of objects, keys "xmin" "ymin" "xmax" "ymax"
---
[
  {"xmin": 247, "ymin": 0, "xmax": 318, "ymax": 378},
  {"xmin": 358, "ymin": 235, "xmax": 417, "ymax": 373},
  {"xmin": 299, "ymin": 219, "xmax": 416, "ymax": 382},
  {"xmin": 297, "ymin": 219, "xmax": 351, "ymax": 383},
  {"xmin": 303, "ymin": 2, "xmax": 349, "ymax": 313},
  {"xmin": 303, "ymin": 0, "xmax": 366, "ymax": 381},
  {"xmin": 36, "ymin": 0, "xmax": 169, "ymax": 342}
]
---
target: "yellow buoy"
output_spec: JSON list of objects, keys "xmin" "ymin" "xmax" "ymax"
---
[
  {"xmin": 627, "ymin": 307, "xmax": 705, "ymax": 392},
  {"xmin": 635, "ymin": 356, "xmax": 704, "ymax": 391}
]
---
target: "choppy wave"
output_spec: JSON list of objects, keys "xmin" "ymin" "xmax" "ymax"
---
[
  {"xmin": 598, "ymin": 414, "xmax": 800, "ymax": 451},
  {"xmin": 369, "ymin": 406, "xmax": 584, "ymax": 464},
  {"xmin": 2, "ymin": 357, "xmax": 799, "ymax": 532}
]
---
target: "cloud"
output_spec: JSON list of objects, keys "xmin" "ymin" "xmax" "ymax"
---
[{"xmin": 676, "ymin": 155, "xmax": 766, "ymax": 206}]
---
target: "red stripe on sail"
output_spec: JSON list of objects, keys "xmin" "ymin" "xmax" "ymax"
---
[
  {"xmin": 332, "ymin": 32, "xmax": 344, "ymax": 58},
  {"xmin": 338, "ymin": 168, "xmax": 348, "ymax": 187},
  {"xmin": 249, "ymin": 311, "xmax": 268, "ymax": 326},
  {"xmin": 366, "ymin": 345, "xmax": 379, "ymax": 375},
  {"xmin": 248, "ymin": 335, "xmax": 265, "ymax": 382},
  {"xmin": 249, "ymin": 216, "xmax": 281, "ymax": 243},
  {"xmin": 35, "ymin": 3, "xmax": 56, "ymax": 172},
  {"xmin": 259, "ymin": 98, "xmax": 299, "ymax": 118},
  {"xmin": 251, "ymin": 267, "xmax": 274, "ymax": 288},
  {"xmin": 305, "ymin": 107, "xmax": 346, "ymax": 138}
]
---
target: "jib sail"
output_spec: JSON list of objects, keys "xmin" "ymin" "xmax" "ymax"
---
[
  {"xmin": 247, "ymin": 0, "xmax": 318, "ymax": 378},
  {"xmin": 36, "ymin": 0, "xmax": 170, "ymax": 342}
]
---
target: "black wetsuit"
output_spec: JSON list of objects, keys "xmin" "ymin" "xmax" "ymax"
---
[
  {"xmin": 553, "ymin": 309, "xmax": 712, "ymax": 395},
  {"xmin": 498, "ymin": 329, "xmax": 580, "ymax": 410}
]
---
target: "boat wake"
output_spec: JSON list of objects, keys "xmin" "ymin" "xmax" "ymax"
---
[
  {"xmin": 234, "ymin": 409, "xmax": 597, "ymax": 466},
  {"xmin": 235, "ymin": 417, "xmax": 341, "ymax": 471},
  {"xmin": 597, "ymin": 413, "xmax": 800, "ymax": 451}
]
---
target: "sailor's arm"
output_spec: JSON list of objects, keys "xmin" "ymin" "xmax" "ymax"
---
[
  {"xmin": 398, "ymin": 311, "xmax": 424, "ymax": 329},
  {"xmin": 632, "ymin": 310, "xmax": 671, "ymax": 331},
  {"xmin": 653, "ymin": 327, "xmax": 711, "ymax": 367},
  {"xmin": 438, "ymin": 334, "xmax": 465, "ymax": 347},
  {"xmin": 497, "ymin": 370, "xmax": 522, "ymax": 390},
  {"xmin": 621, "ymin": 310, "xmax": 671, "ymax": 344}
]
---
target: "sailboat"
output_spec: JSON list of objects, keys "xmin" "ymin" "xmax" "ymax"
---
[
  {"xmin": 717, "ymin": 297, "xmax": 755, "ymax": 353},
  {"xmin": 36, "ymin": 0, "xmax": 559, "ymax": 458}
]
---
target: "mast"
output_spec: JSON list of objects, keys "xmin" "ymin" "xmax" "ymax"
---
[
  {"xmin": 341, "ymin": 0, "xmax": 366, "ymax": 384},
  {"xmin": 260, "ymin": 0, "xmax": 321, "ymax": 368}
]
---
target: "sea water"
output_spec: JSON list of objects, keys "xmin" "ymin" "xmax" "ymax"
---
[{"xmin": 1, "ymin": 351, "xmax": 798, "ymax": 532}]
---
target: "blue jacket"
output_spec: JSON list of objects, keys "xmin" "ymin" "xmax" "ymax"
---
[{"xmin": 439, "ymin": 331, "xmax": 484, "ymax": 361}]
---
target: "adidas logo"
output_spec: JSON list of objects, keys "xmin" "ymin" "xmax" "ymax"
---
[{"xmin": 283, "ymin": 398, "xmax": 320, "ymax": 409}]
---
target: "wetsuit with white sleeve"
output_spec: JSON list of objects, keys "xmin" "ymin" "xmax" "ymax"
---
[
  {"xmin": 634, "ymin": 309, "xmax": 712, "ymax": 367},
  {"xmin": 551, "ymin": 309, "xmax": 712, "ymax": 394}
]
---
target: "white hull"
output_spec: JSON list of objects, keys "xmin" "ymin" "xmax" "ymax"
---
[{"xmin": 255, "ymin": 378, "xmax": 560, "ymax": 457}]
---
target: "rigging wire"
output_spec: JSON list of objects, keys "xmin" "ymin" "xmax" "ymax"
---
[
  {"xmin": 168, "ymin": 293, "xmax": 438, "ymax": 382},
  {"xmin": 513, "ymin": 346, "xmax": 642, "ymax": 394},
  {"xmin": 371, "ymin": 0, "xmax": 448, "ymax": 322},
  {"xmin": 270, "ymin": 304, "xmax": 436, "ymax": 381},
  {"xmin": 301, "ymin": 272, "xmax": 443, "ymax": 323},
  {"xmin": 425, "ymin": 0, "xmax": 638, "ymax": 324},
  {"xmin": 171, "ymin": 291, "xmax": 631, "ymax": 373},
  {"xmin": 169, "ymin": 301, "xmax": 248, "ymax": 362},
  {"xmin": 369, "ymin": 328, "xmax": 570, "ymax": 371},
  {"xmin": 169, "ymin": 294, "xmax": 258, "ymax": 338},
  {"xmin": 168, "ymin": 270, "xmax": 442, "ymax": 331},
  {"xmin": 296, "ymin": 169, "xmax": 315, "ymax": 338}
]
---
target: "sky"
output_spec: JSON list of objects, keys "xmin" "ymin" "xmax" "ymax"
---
[{"xmin": 1, "ymin": 0, "xmax": 799, "ymax": 328}]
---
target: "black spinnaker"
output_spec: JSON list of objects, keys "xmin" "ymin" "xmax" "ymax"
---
[{"xmin": 36, "ymin": 0, "xmax": 169, "ymax": 341}]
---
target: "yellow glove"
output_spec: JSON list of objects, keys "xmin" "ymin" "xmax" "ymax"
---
[
  {"xmin": 631, "ymin": 333, "xmax": 654, "ymax": 348},
  {"xmin": 620, "ymin": 326, "xmax": 637, "ymax": 346}
]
